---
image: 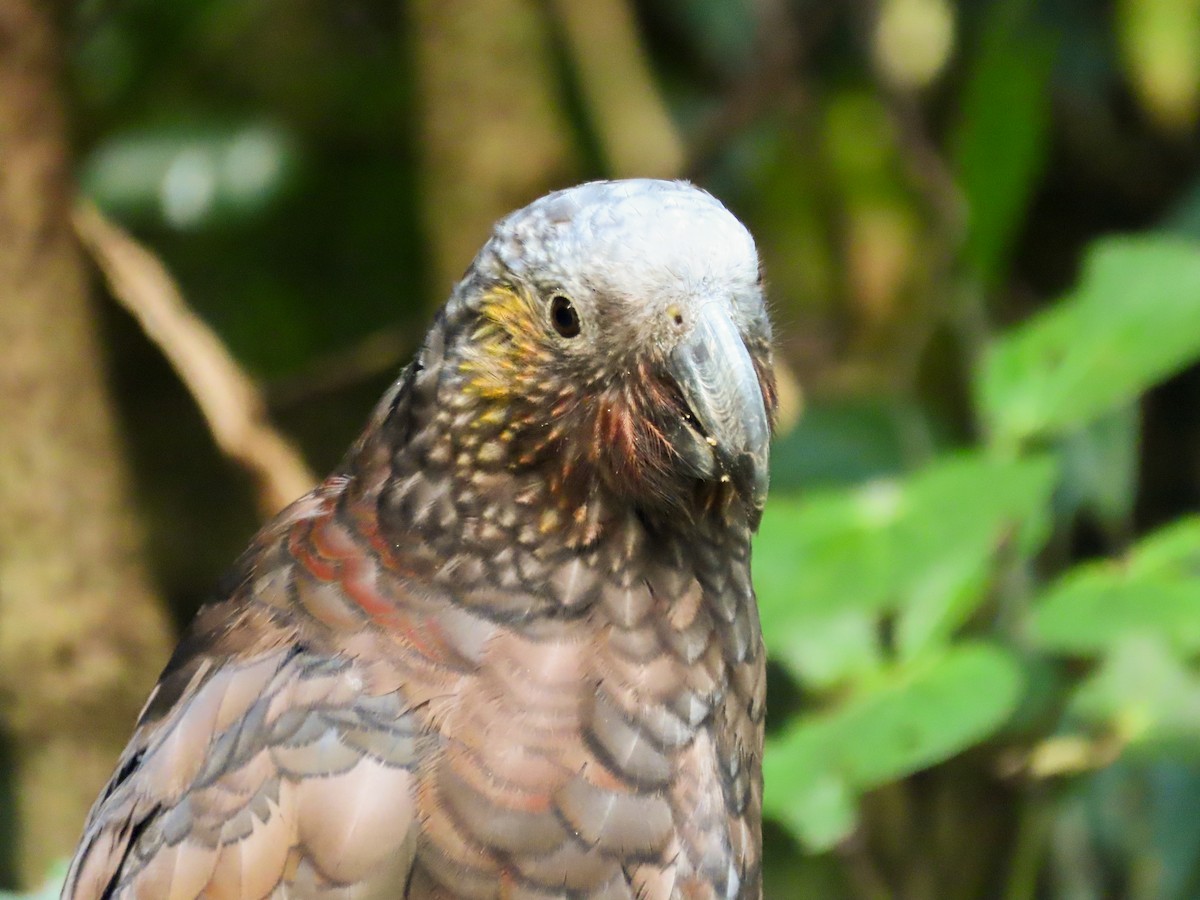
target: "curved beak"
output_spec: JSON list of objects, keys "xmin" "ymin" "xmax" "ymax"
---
[{"xmin": 668, "ymin": 303, "xmax": 771, "ymax": 510}]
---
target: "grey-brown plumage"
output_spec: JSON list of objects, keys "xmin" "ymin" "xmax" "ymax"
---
[{"xmin": 63, "ymin": 179, "xmax": 777, "ymax": 899}]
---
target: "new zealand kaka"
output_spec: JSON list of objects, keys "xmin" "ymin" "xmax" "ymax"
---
[{"xmin": 63, "ymin": 179, "xmax": 777, "ymax": 899}]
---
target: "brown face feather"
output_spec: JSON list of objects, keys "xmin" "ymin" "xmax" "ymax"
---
[
  {"xmin": 591, "ymin": 371, "xmax": 686, "ymax": 505},
  {"xmin": 441, "ymin": 283, "xmax": 778, "ymax": 537}
]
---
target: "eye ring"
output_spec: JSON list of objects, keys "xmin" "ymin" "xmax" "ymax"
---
[{"xmin": 550, "ymin": 295, "xmax": 581, "ymax": 338}]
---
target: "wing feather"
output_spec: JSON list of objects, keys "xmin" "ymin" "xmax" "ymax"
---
[{"xmin": 62, "ymin": 646, "xmax": 423, "ymax": 900}]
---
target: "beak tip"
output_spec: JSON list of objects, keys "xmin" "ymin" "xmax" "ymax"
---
[
  {"xmin": 751, "ymin": 458, "xmax": 770, "ymax": 509},
  {"xmin": 725, "ymin": 448, "xmax": 770, "ymax": 511},
  {"xmin": 666, "ymin": 299, "xmax": 773, "ymax": 512}
]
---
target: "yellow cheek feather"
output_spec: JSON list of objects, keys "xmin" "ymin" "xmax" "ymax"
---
[{"xmin": 459, "ymin": 287, "xmax": 552, "ymax": 404}]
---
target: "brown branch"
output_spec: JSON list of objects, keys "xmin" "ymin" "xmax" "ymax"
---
[
  {"xmin": 267, "ymin": 326, "xmax": 414, "ymax": 409},
  {"xmin": 73, "ymin": 201, "xmax": 317, "ymax": 517}
]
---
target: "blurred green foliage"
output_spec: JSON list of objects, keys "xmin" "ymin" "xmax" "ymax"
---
[
  {"xmin": 756, "ymin": 235, "xmax": 1200, "ymax": 882},
  {"xmin": 978, "ymin": 239, "xmax": 1200, "ymax": 449},
  {"xmin": 8, "ymin": 0, "xmax": 1200, "ymax": 896}
]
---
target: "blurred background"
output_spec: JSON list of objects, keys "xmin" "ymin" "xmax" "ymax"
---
[{"xmin": 3, "ymin": 0, "xmax": 1200, "ymax": 896}]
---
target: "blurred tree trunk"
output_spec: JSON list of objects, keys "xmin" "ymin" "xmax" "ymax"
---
[
  {"xmin": 412, "ymin": 0, "xmax": 579, "ymax": 296},
  {"xmin": 0, "ymin": 0, "xmax": 173, "ymax": 885},
  {"xmin": 546, "ymin": 0, "xmax": 683, "ymax": 177}
]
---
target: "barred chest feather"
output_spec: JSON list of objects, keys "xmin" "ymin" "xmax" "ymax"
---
[{"xmin": 229, "ymin": 383, "xmax": 766, "ymax": 896}]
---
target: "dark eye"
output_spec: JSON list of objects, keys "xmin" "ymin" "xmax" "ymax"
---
[{"xmin": 550, "ymin": 295, "xmax": 581, "ymax": 338}]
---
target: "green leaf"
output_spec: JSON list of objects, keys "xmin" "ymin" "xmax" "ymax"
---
[
  {"xmin": 1069, "ymin": 636, "xmax": 1200, "ymax": 754},
  {"xmin": 978, "ymin": 236, "xmax": 1200, "ymax": 447},
  {"xmin": 1125, "ymin": 516, "xmax": 1200, "ymax": 577},
  {"xmin": 951, "ymin": 0, "xmax": 1055, "ymax": 285},
  {"xmin": 1033, "ymin": 578, "xmax": 1200, "ymax": 655},
  {"xmin": 1055, "ymin": 404, "xmax": 1140, "ymax": 530},
  {"xmin": 756, "ymin": 452, "xmax": 1055, "ymax": 681},
  {"xmin": 837, "ymin": 643, "xmax": 1024, "ymax": 786},
  {"xmin": 764, "ymin": 643, "xmax": 1024, "ymax": 850},
  {"xmin": 768, "ymin": 608, "xmax": 882, "ymax": 688},
  {"xmin": 893, "ymin": 551, "xmax": 993, "ymax": 665},
  {"xmin": 763, "ymin": 760, "xmax": 859, "ymax": 853},
  {"xmin": 1032, "ymin": 517, "xmax": 1200, "ymax": 654}
]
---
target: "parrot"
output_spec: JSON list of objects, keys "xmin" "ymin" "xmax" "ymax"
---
[{"xmin": 62, "ymin": 178, "xmax": 777, "ymax": 899}]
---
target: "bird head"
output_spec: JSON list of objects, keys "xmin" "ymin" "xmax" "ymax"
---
[{"xmin": 435, "ymin": 180, "xmax": 777, "ymax": 530}]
